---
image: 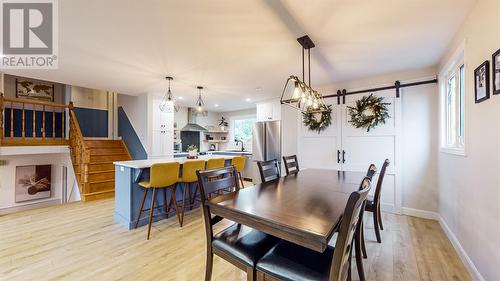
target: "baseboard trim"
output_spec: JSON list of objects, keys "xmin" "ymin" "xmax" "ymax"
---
[
  {"xmin": 0, "ymin": 198, "xmax": 62, "ymax": 215},
  {"xmin": 438, "ymin": 216, "xmax": 485, "ymax": 281},
  {"xmin": 402, "ymin": 207, "xmax": 439, "ymax": 220}
]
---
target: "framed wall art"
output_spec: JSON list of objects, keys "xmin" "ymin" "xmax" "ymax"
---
[
  {"xmin": 474, "ymin": 60, "xmax": 490, "ymax": 103},
  {"xmin": 16, "ymin": 79, "xmax": 55, "ymax": 102},
  {"xmin": 15, "ymin": 165, "xmax": 52, "ymax": 203},
  {"xmin": 493, "ymin": 48, "xmax": 500, "ymax": 95}
]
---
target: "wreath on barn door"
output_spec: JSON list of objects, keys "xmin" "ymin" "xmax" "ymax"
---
[
  {"xmin": 302, "ymin": 104, "xmax": 333, "ymax": 133},
  {"xmin": 348, "ymin": 94, "xmax": 390, "ymax": 132}
]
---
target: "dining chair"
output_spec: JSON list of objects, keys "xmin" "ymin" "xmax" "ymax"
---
[
  {"xmin": 365, "ymin": 159, "xmax": 390, "ymax": 243},
  {"xmin": 257, "ymin": 159, "xmax": 280, "ymax": 183},
  {"xmin": 178, "ymin": 159, "xmax": 205, "ymax": 225},
  {"xmin": 196, "ymin": 166, "xmax": 280, "ymax": 281},
  {"xmin": 135, "ymin": 162, "xmax": 181, "ymax": 240},
  {"xmin": 255, "ymin": 179, "xmax": 371, "ymax": 281},
  {"xmin": 365, "ymin": 164, "xmax": 377, "ymax": 180},
  {"xmin": 358, "ymin": 164, "xmax": 377, "ymax": 259},
  {"xmin": 231, "ymin": 156, "xmax": 246, "ymax": 187},
  {"xmin": 282, "ymin": 155, "xmax": 300, "ymax": 176}
]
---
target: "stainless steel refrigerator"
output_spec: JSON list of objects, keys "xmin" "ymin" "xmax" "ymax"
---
[{"xmin": 252, "ymin": 120, "xmax": 281, "ymax": 184}]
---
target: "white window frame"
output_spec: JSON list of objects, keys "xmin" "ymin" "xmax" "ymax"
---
[{"xmin": 439, "ymin": 42, "xmax": 466, "ymax": 156}]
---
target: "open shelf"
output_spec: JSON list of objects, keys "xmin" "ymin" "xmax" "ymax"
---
[
  {"xmin": 203, "ymin": 140, "xmax": 228, "ymax": 143},
  {"xmin": 206, "ymin": 130, "xmax": 228, "ymax": 133}
]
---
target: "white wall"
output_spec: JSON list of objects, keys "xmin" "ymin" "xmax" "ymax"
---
[
  {"xmin": 71, "ymin": 86, "xmax": 109, "ymax": 110},
  {"xmin": 0, "ymin": 150, "xmax": 79, "ymax": 214},
  {"xmin": 438, "ymin": 0, "xmax": 500, "ymax": 280},
  {"xmin": 295, "ymin": 67, "xmax": 439, "ymax": 213},
  {"xmin": 117, "ymin": 93, "xmax": 148, "ymax": 153}
]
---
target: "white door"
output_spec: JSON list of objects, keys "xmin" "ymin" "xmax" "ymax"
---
[
  {"xmin": 298, "ymin": 99, "xmax": 342, "ymax": 170},
  {"xmin": 340, "ymin": 90, "xmax": 401, "ymax": 213}
]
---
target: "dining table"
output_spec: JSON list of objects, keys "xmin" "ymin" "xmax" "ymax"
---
[{"xmin": 207, "ymin": 168, "xmax": 368, "ymax": 253}]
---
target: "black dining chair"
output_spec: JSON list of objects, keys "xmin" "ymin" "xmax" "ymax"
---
[
  {"xmin": 196, "ymin": 166, "xmax": 280, "ymax": 281},
  {"xmin": 257, "ymin": 159, "xmax": 280, "ymax": 183},
  {"xmin": 282, "ymin": 155, "xmax": 300, "ymax": 176},
  {"xmin": 365, "ymin": 159, "xmax": 390, "ymax": 243},
  {"xmin": 366, "ymin": 164, "xmax": 377, "ymax": 180},
  {"xmin": 358, "ymin": 164, "xmax": 377, "ymax": 259},
  {"xmin": 255, "ymin": 178, "xmax": 371, "ymax": 281}
]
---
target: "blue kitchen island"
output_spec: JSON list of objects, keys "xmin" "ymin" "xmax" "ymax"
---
[{"xmin": 113, "ymin": 153, "xmax": 249, "ymax": 230}]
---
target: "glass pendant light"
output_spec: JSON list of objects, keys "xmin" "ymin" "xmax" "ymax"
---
[
  {"xmin": 194, "ymin": 86, "xmax": 208, "ymax": 116},
  {"xmin": 159, "ymin": 76, "xmax": 179, "ymax": 112}
]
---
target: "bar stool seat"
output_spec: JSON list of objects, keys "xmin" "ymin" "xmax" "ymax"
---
[
  {"xmin": 177, "ymin": 160, "xmax": 205, "ymax": 224},
  {"xmin": 231, "ymin": 156, "xmax": 246, "ymax": 188},
  {"xmin": 135, "ymin": 162, "xmax": 181, "ymax": 240}
]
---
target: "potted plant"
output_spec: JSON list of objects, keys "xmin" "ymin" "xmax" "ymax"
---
[{"xmin": 186, "ymin": 145, "xmax": 198, "ymax": 158}]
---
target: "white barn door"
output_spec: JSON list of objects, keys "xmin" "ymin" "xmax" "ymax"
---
[
  {"xmin": 297, "ymin": 98, "xmax": 342, "ymax": 170},
  {"xmin": 341, "ymin": 89, "xmax": 401, "ymax": 213}
]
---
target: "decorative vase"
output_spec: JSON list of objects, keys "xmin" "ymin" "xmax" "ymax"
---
[{"xmin": 188, "ymin": 149, "xmax": 198, "ymax": 157}]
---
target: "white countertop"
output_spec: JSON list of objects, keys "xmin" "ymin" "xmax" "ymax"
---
[{"xmin": 113, "ymin": 155, "xmax": 236, "ymax": 169}]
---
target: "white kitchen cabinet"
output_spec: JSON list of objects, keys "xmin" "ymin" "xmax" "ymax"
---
[
  {"xmin": 151, "ymin": 97, "xmax": 174, "ymax": 158},
  {"xmin": 256, "ymin": 100, "xmax": 281, "ymax": 121}
]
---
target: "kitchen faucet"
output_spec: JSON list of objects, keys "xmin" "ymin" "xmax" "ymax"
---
[{"xmin": 234, "ymin": 139, "xmax": 245, "ymax": 152}]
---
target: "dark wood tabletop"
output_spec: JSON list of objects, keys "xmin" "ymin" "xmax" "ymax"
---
[{"xmin": 207, "ymin": 169, "xmax": 367, "ymax": 252}]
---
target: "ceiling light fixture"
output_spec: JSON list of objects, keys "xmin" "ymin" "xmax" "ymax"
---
[
  {"xmin": 280, "ymin": 35, "xmax": 327, "ymax": 113},
  {"xmin": 159, "ymin": 76, "xmax": 179, "ymax": 112},
  {"xmin": 194, "ymin": 86, "xmax": 208, "ymax": 116}
]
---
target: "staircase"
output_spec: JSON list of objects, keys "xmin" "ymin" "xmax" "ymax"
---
[{"xmin": 69, "ymin": 105, "xmax": 132, "ymax": 201}]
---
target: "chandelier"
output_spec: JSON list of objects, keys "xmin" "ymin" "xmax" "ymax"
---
[
  {"xmin": 159, "ymin": 76, "xmax": 179, "ymax": 112},
  {"xmin": 280, "ymin": 35, "xmax": 327, "ymax": 112},
  {"xmin": 194, "ymin": 86, "xmax": 208, "ymax": 116}
]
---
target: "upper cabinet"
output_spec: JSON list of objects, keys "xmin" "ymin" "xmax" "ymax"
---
[
  {"xmin": 256, "ymin": 100, "xmax": 281, "ymax": 121},
  {"xmin": 151, "ymin": 97, "xmax": 174, "ymax": 158}
]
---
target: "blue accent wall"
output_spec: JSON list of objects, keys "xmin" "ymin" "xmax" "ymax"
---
[
  {"xmin": 73, "ymin": 107, "xmax": 108, "ymax": 137},
  {"xmin": 4, "ymin": 108, "xmax": 64, "ymax": 138},
  {"xmin": 118, "ymin": 106, "xmax": 147, "ymax": 160}
]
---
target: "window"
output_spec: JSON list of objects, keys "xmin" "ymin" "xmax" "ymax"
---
[
  {"xmin": 442, "ymin": 59, "xmax": 465, "ymax": 155},
  {"xmin": 233, "ymin": 117, "xmax": 255, "ymax": 143}
]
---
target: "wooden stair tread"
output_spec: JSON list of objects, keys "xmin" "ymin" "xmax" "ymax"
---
[{"xmin": 87, "ymin": 170, "xmax": 115, "ymax": 174}]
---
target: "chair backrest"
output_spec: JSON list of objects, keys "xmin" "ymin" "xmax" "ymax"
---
[
  {"xmin": 149, "ymin": 162, "xmax": 180, "ymax": 187},
  {"xmin": 373, "ymin": 159, "xmax": 390, "ymax": 206},
  {"xmin": 282, "ymin": 155, "xmax": 300, "ymax": 176},
  {"xmin": 330, "ymin": 177, "xmax": 371, "ymax": 281},
  {"xmin": 196, "ymin": 166, "xmax": 241, "ymax": 240},
  {"xmin": 231, "ymin": 156, "xmax": 246, "ymax": 172},
  {"xmin": 365, "ymin": 164, "xmax": 377, "ymax": 180},
  {"xmin": 206, "ymin": 158, "xmax": 226, "ymax": 170},
  {"xmin": 257, "ymin": 159, "xmax": 280, "ymax": 183},
  {"xmin": 181, "ymin": 160, "xmax": 205, "ymax": 183}
]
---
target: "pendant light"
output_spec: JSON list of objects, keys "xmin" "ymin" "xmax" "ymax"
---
[
  {"xmin": 194, "ymin": 86, "xmax": 208, "ymax": 116},
  {"xmin": 280, "ymin": 35, "xmax": 327, "ymax": 113},
  {"xmin": 159, "ymin": 76, "xmax": 179, "ymax": 112}
]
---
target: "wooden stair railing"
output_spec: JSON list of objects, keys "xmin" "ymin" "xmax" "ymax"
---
[
  {"xmin": 68, "ymin": 103, "xmax": 132, "ymax": 201},
  {"xmin": 68, "ymin": 102, "xmax": 88, "ymax": 199},
  {"xmin": 0, "ymin": 94, "xmax": 69, "ymax": 146}
]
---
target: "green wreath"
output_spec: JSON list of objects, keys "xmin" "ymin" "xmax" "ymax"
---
[
  {"xmin": 302, "ymin": 104, "xmax": 333, "ymax": 134},
  {"xmin": 347, "ymin": 94, "xmax": 390, "ymax": 132}
]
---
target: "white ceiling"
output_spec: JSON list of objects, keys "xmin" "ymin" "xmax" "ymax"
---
[{"xmin": 4, "ymin": 0, "xmax": 475, "ymax": 111}]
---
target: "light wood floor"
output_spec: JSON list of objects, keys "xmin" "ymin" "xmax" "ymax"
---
[{"xmin": 0, "ymin": 199, "xmax": 471, "ymax": 281}]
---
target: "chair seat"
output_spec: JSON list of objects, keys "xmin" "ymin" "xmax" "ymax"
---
[
  {"xmin": 138, "ymin": 181, "xmax": 151, "ymax": 188},
  {"xmin": 256, "ymin": 240, "xmax": 334, "ymax": 281},
  {"xmin": 212, "ymin": 223, "xmax": 280, "ymax": 267}
]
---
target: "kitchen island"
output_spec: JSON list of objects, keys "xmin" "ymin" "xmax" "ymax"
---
[{"xmin": 113, "ymin": 155, "xmax": 238, "ymax": 229}]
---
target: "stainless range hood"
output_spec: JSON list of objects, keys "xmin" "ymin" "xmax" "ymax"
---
[{"xmin": 181, "ymin": 108, "xmax": 207, "ymax": 132}]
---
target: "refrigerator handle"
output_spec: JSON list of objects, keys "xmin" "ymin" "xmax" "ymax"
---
[{"xmin": 263, "ymin": 123, "xmax": 267, "ymax": 161}]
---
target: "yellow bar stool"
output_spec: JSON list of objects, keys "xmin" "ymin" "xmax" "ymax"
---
[
  {"xmin": 206, "ymin": 158, "xmax": 227, "ymax": 195},
  {"xmin": 135, "ymin": 162, "xmax": 181, "ymax": 240},
  {"xmin": 206, "ymin": 157, "xmax": 225, "ymax": 170},
  {"xmin": 231, "ymin": 156, "xmax": 246, "ymax": 187},
  {"xmin": 178, "ymin": 160, "xmax": 205, "ymax": 223}
]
